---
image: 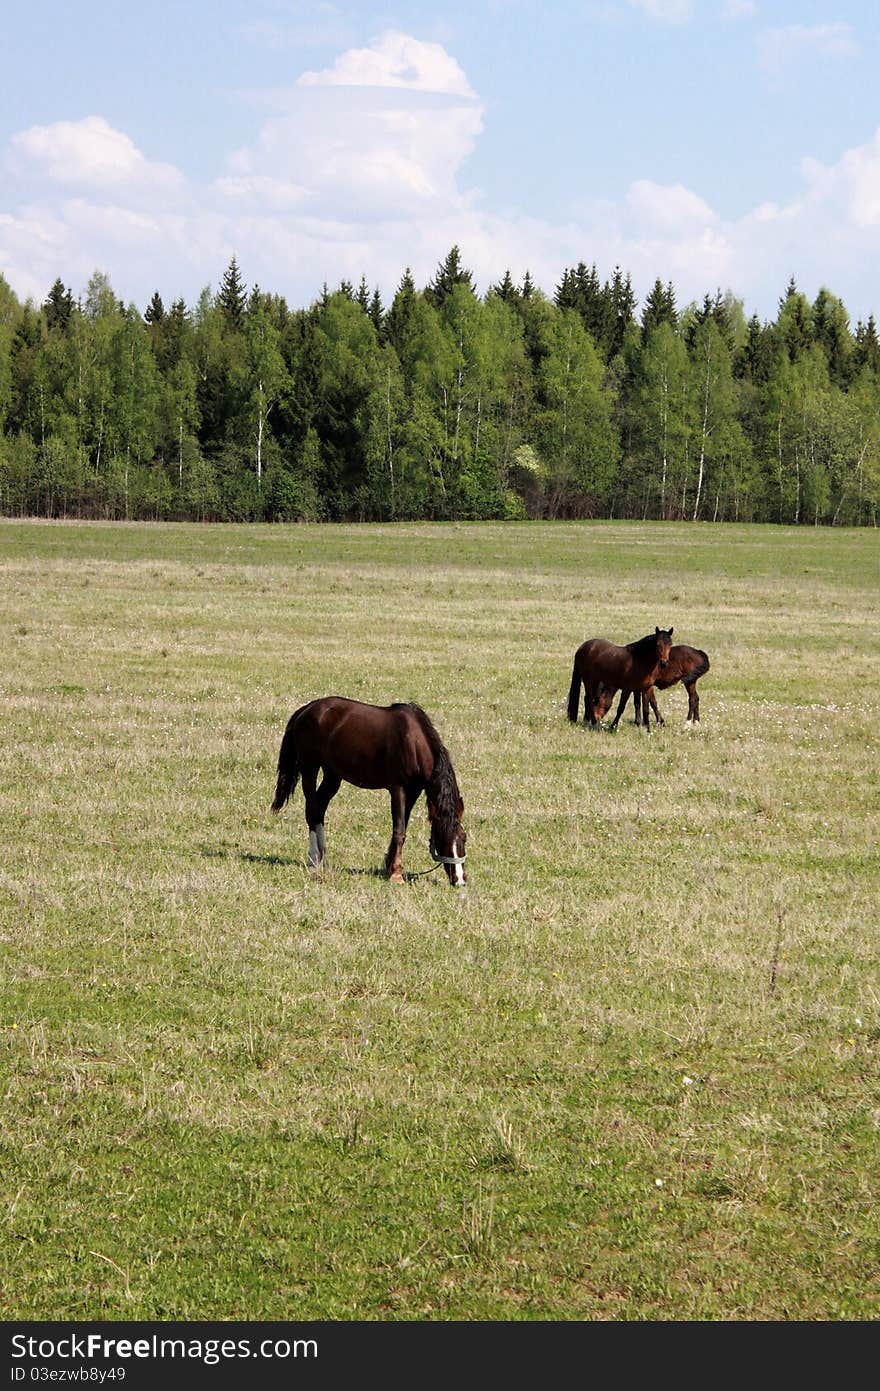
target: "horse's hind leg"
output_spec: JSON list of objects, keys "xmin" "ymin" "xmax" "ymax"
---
[
  {"xmin": 686, "ymin": 682, "xmax": 700, "ymax": 722},
  {"xmin": 311, "ymin": 769, "xmax": 341, "ymax": 864},
  {"xmin": 609, "ymin": 690, "xmax": 628, "ymax": 730},
  {"xmin": 611, "ymin": 690, "xmax": 630, "ymax": 729},
  {"xmin": 302, "ymin": 764, "xmax": 335, "ymax": 868},
  {"xmin": 586, "ymin": 683, "xmax": 604, "ymax": 726}
]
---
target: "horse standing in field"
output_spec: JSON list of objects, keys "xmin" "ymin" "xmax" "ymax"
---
[
  {"xmin": 567, "ymin": 627, "xmax": 674, "ymax": 732},
  {"xmin": 271, "ymin": 697, "xmax": 467, "ymax": 886},
  {"xmin": 596, "ymin": 644, "xmax": 710, "ymax": 727}
]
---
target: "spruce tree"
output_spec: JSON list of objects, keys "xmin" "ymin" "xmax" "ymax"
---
[
  {"xmin": 777, "ymin": 278, "xmax": 812, "ymax": 362},
  {"xmin": 811, "ymin": 287, "xmax": 853, "ymax": 387},
  {"xmin": 554, "ymin": 268, "xmax": 576, "ymax": 310},
  {"xmin": 739, "ymin": 313, "xmax": 773, "ymax": 381},
  {"xmin": 492, "ymin": 270, "xmax": 519, "ymax": 303},
  {"xmin": 217, "ymin": 256, "xmax": 247, "ymax": 329},
  {"xmin": 641, "ymin": 278, "xmax": 677, "ymax": 341},
  {"xmin": 603, "ymin": 267, "xmax": 637, "ymax": 358},
  {"xmin": 158, "ymin": 298, "xmax": 189, "ymax": 370},
  {"xmin": 781, "ymin": 275, "xmax": 799, "ymax": 305},
  {"xmin": 43, "ymin": 278, "xmax": 73, "ymax": 331},
  {"xmin": 384, "ymin": 269, "xmax": 418, "ymax": 362},
  {"xmin": 424, "ymin": 246, "xmax": 474, "ymax": 309},
  {"xmin": 854, "ymin": 315, "xmax": 880, "ymax": 376},
  {"xmin": 144, "ymin": 291, "xmax": 165, "ymax": 324},
  {"xmin": 368, "ymin": 287, "xmax": 384, "ymax": 334},
  {"xmin": 578, "ymin": 265, "xmax": 605, "ymax": 345}
]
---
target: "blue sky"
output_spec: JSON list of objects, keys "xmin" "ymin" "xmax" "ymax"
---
[{"xmin": 2, "ymin": 0, "xmax": 878, "ymax": 323}]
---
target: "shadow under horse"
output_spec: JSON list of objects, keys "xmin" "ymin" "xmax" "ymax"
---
[
  {"xmin": 599, "ymin": 643, "xmax": 711, "ymax": 727},
  {"xmin": 567, "ymin": 627, "xmax": 674, "ymax": 732},
  {"xmin": 271, "ymin": 696, "xmax": 467, "ymax": 885}
]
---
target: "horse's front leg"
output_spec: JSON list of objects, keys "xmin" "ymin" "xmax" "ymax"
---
[
  {"xmin": 385, "ymin": 785, "xmax": 407, "ymax": 882},
  {"xmin": 647, "ymin": 688, "xmax": 663, "ymax": 728}
]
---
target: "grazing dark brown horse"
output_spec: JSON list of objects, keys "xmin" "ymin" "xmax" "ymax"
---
[
  {"xmin": 271, "ymin": 697, "xmax": 466, "ymax": 885},
  {"xmin": 600, "ymin": 644, "xmax": 711, "ymax": 727},
  {"xmin": 567, "ymin": 627, "xmax": 674, "ymax": 732}
]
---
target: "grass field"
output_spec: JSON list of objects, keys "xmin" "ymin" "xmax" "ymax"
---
[{"xmin": 1, "ymin": 518, "xmax": 878, "ymax": 1321}]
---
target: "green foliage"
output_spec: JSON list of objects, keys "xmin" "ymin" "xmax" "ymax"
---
[
  {"xmin": 0, "ymin": 262, "xmax": 878, "ymax": 523},
  {"xmin": 534, "ymin": 305, "xmax": 619, "ymax": 514}
]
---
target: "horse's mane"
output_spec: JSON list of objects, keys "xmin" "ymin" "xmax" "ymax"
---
[
  {"xmin": 396, "ymin": 703, "xmax": 462, "ymax": 834},
  {"xmin": 626, "ymin": 631, "xmax": 664, "ymax": 659}
]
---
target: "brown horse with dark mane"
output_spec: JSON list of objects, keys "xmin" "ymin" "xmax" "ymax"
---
[
  {"xmin": 597, "ymin": 644, "xmax": 711, "ymax": 727},
  {"xmin": 272, "ymin": 697, "xmax": 466, "ymax": 885},
  {"xmin": 567, "ymin": 627, "xmax": 674, "ymax": 732}
]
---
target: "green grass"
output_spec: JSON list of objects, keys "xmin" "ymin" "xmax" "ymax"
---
[{"xmin": 1, "ymin": 518, "xmax": 878, "ymax": 1320}]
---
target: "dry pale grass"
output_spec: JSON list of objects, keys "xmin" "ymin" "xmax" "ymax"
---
[{"xmin": 1, "ymin": 520, "xmax": 878, "ymax": 1319}]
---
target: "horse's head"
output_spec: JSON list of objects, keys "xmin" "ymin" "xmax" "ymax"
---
[
  {"xmin": 591, "ymin": 683, "xmax": 614, "ymax": 722},
  {"xmin": 428, "ymin": 793, "xmax": 467, "ymax": 887},
  {"xmin": 655, "ymin": 626, "xmax": 674, "ymax": 670}
]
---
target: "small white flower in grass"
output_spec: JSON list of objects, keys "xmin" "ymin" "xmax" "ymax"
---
[
  {"xmin": 655, "ymin": 1178, "xmax": 664, "ymax": 1188},
  {"xmin": 682, "ymin": 1075, "xmax": 694, "ymax": 1086},
  {"xmin": 855, "ymin": 1018, "xmax": 863, "ymax": 1028}
]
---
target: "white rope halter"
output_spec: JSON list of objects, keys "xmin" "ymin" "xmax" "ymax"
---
[{"xmin": 429, "ymin": 832, "xmax": 467, "ymax": 867}]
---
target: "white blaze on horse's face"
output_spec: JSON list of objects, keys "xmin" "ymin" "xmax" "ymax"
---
[{"xmin": 452, "ymin": 838, "xmax": 465, "ymax": 887}]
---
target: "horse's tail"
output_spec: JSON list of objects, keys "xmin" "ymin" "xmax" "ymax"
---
[
  {"xmin": 567, "ymin": 662, "xmax": 581, "ymax": 722},
  {"xmin": 271, "ymin": 714, "xmax": 302, "ymax": 813},
  {"xmin": 687, "ymin": 649, "xmax": 710, "ymax": 684}
]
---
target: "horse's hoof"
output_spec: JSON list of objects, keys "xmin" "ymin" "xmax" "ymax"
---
[{"xmin": 389, "ymin": 870, "xmax": 404, "ymax": 884}]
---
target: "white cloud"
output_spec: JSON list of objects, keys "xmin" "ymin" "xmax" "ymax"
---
[
  {"xmin": 757, "ymin": 23, "xmax": 858, "ymax": 82},
  {"xmin": 721, "ymin": 0, "xmax": 757, "ymax": 19},
  {"xmin": 1, "ymin": 36, "xmax": 878, "ymax": 322},
  {"xmin": 214, "ymin": 174, "xmax": 312, "ymax": 210},
  {"xmin": 298, "ymin": 29, "xmax": 475, "ymax": 96},
  {"xmin": 628, "ymin": 181, "xmax": 719, "ymax": 231},
  {"xmin": 7, "ymin": 117, "xmax": 186, "ymax": 202},
  {"xmin": 801, "ymin": 128, "xmax": 880, "ymax": 229},
  {"xmin": 222, "ymin": 33, "xmax": 482, "ymax": 221},
  {"xmin": 0, "ymin": 206, "xmax": 74, "ymax": 304}
]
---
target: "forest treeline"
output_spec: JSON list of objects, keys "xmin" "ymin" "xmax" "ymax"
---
[{"xmin": 1, "ymin": 247, "xmax": 878, "ymax": 524}]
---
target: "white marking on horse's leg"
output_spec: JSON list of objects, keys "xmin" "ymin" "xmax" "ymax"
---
[
  {"xmin": 316, "ymin": 822, "xmax": 326, "ymax": 857},
  {"xmin": 308, "ymin": 829, "xmax": 320, "ymax": 867}
]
